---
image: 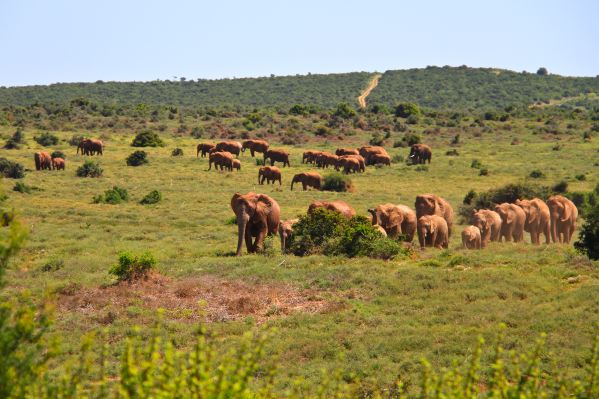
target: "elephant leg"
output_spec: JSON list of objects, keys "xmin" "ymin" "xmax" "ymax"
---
[
  {"xmin": 505, "ymin": 226, "xmax": 513, "ymax": 242},
  {"xmin": 302, "ymin": 183, "xmax": 307, "ymax": 191},
  {"xmin": 278, "ymin": 178, "xmax": 281, "ymax": 186},
  {"xmin": 245, "ymin": 229, "xmax": 254, "ymax": 253},
  {"xmin": 253, "ymin": 228, "xmax": 267, "ymax": 252},
  {"xmin": 563, "ymin": 226, "xmax": 571, "ymax": 244}
]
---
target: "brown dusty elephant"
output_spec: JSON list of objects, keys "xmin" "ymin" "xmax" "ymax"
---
[
  {"xmin": 471, "ymin": 209, "xmax": 502, "ymax": 247},
  {"xmin": 546, "ymin": 195, "xmax": 578, "ymax": 243},
  {"xmin": 51, "ymin": 157, "xmax": 66, "ymax": 170},
  {"xmin": 316, "ymin": 152, "xmax": 338, "ymax": 168},
  {"xmin": 417, "ymin": 215, "xmax": 449, "ymax": 249},
  {"xmin": 302, "ymin": 150, "xmax": 322, "ymax": 164},
  {"xmin": 308, "ymin": 200, "xmax": 356, "ymax": 219},
  {"xmin": 258, "ymin": 166, "xmax": 282, "ymax": 185},
  {"xmin": 232, "ymin": 159, "xmax": 241, "ymax": 171},
  {"xmin": 369, "ymin": 153, "xmax": 391, "ymax": 166},
  {"xmin": 336, "ymin": 157, "xmax": 361, "ymax": 174},
  {"xmin": 515, "ymin": 198, "xmax": 551, "ymax": 245},
  {"xmin": 34, "ymin": 151, "xmax": 52, "ymax": 170},
  {"xmin": 291, "ymin": 172, "xmax": 322, "ymax": 191},
  {"xmin": 415, "ymin": 194, "xmax": 454, "ymax": 238},
  {"xmin": 278, "ymin": 218, "xmax": 298, "ymax": 253},
  {"xmin": 242, "ymin": 139, "xmax": 269, "ymax": 157},
  {"xmin": 335, "ymin": 148, "xmax": 359, "ymax": 156},
  {"xmin": 409, "ymin": 144, "xmax": 432, "ymax": 164},
  {"xmin": 368, "ymin": 203, "xmax": 416, "ymax": 242},
  {"xmin": 231, "ymin": 192, "xmax": 281, "ymax": 256},
  {"xmin": 342, "ymin": 155, "xmax": 366, "ymax": 172},
  {"xmin": 196, "ymin": 143, "xmax": 215, "ymax": 157},
  {"xmin": 358, "ymin": 146, "xmax": 389, "ymax": 166},
  {"xmin": 462, "ymin": 225, "xmax": 482, "ymax": 249},
  {"xmin": 215, "ymin": 141, "xmax": 242, "ymax": 156},
  {"xmin": 264, "ymin": 149, "xmax": 290, "ymax": 167},
  {"xmin": 77, "ymin": 138, "xmax": 104, "ymax": 156},
  {"xmin": 494, "ymin": 203, "xmax": 526, "ymax": 242},
  {"xmin": 208, "ymin": 151, "xmax": 234, "ymax": 171}
]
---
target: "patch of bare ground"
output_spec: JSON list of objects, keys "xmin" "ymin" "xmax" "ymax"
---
[{"xmin": 58, "ymin": 273, "xmax": 343, "ymax": 324}]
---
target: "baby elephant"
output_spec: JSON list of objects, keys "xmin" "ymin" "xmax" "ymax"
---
[
  {"xmin": 417, "ymin": 215, "xmax": 449, "ymax": 249},
  {"xmin": 52, "ymin": 157, "xmax": 66, "ymax": 170},
  {"xmin": 278, "ymin": 219, "xmax": 298, "ymax": 253},
  {"xmin": 461, "ymin": 225, "xmax": 482, "ymax": 249},
  {"xmin": 232, "ymin": 159, "xmax": 241, "ymax": 171}
]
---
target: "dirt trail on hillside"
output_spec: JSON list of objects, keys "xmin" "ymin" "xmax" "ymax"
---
[{"xmin": 357, "ymin": 74, "xmax": 381, "ymax": 109}]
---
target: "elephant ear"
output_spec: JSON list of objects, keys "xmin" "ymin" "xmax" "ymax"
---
[
  {"xmin": 506, "ymin": 208, "xmax": 515, "ymax": 225},
  {"xmin": 256, "ymin": 194, "xmax": 275, "ymax": 215},
  {"xmin": 528, "ymin": 202, "xmax": 539, "ymax": 224},
  {"xmin": 388, "ymin": 208, "xmax": 403, "ymax": 228},
  {"xmin": 560, "ymin": 202, "xmax": 573, "ymax": 222},
  {"xmin": 231, "ymin": 193, "xmax": 243, "ymax": 211},
  {"xmin": 429, "ymin": 221, "xmax": 436, "ymax": 235}
]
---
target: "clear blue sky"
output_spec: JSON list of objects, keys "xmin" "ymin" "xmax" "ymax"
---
[{"xmin": 1, "ymin": 0, "xmax": 598, "ymax": 87}]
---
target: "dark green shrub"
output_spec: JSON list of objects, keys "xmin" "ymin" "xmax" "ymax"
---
[
  {"xmin": 0, "ymin": 158, "xmax": 25, "ymax": 179},
  {"xmin": 450, "ymin": 134, "xmax": 460, "ymax": 145},
  {"xmin": 394, "ymin": 102, "xmax": 421, "ymax": 118},
  {"xmin": 463, "ymin": 189, "xmax": 476, "ymax": 205},
  {"xmin": 446, "ymin": 149, "xmax": 459, "ymax": 156},
  {"xmin": 40, "ymin": 258, "xmax": 64, "ymax": 272},
  {"xmin": 51, "ymin": 150, "xmax": 66, "ymax": 159},
  {"xmin": 140, "ymin": 190, "xmax": 162, "ymax": 205},
  {"xmin": 33, "ymin": 132, "xmax": 59, "ymax": 146},
  {"xmin": 369, "ymin": 132, "xmax": 384, "ymax": 146},
  {"xmin": 575, "ymin": 202, "xmax": 599, "ymax": 260},
  {"xmin": 93, "ymin": 186, "xmax": 129, "ymax": 204},
  {"xmin": 76, "ymin": 160, "xmax": 103, "ymax": 177},
  {"xmin": 333, "ymin": 102, "xmax": 356, "ymax": 119},
  {"xmin": 479, "ymin": 168, "xmax": 489, "ymax": 176},
  {"xmin": 322, "ymin": 173, "xmax": 354, "ymax": 192},
  {"xmin": 171, "ymin": 148, "xmax": 184, "ymax": 156},
  {"xmin": 575, "ymin": 174, "xmax": 586, "ymax": 181},
  {"xmin": 4, "ymin": 129, "xmax": 25, "ymax": 149},
  {"xmin": 126, "ymin": 150, "xmax": 148, "ymax": 166},
  {"xmin": 404, "ymin": 133, "xmax": 421, "ymax": 146},
  {"xmin": 537, "ymin": 67, "xmax": 548, "ymax": 76},
  {"xmin": 529, "ymin": 170, "xmax": 545, "ymax": 179},
  {"xmin": 13, "ymin": 182, "xmax": 31, "ymax": 194},
  {"xmin": 314, "ymin": 125, "xmax": 332, "ymax": 137},
  {"xmin": 68, "ymin": 134, "xmax": 86, "ymax": 147},
  {"xmin": 109, "ymin": 251, "xmax": 156, "ymax": 281},
  {"xmin": 131, "ymin": 130, "xmax": 164, "ymax": 147},
  {"xmin": 552, "ymin": 180, "xmax": 569, "ymax": 193},
  {"xmin": 471, "ymin": 159, "xmax": 482, "ymax": 169},
  {"xmin": 406, "ymin": 115, "xmax": 420, "ymax": 124}
]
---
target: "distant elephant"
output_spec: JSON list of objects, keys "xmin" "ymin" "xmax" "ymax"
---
[
  {"xmin": 471, "ymin": 209, "xmax": 502, "ymax": 247},
  {"xmin": 264, "ymin": 149, "xmax": 290, "ymax": 167},
  {"xmin": 302, "ymin": 150, "xmax": 322, "ymax": 164},
  {"xmin": 278, "ymin": 218, "xmax": 298, "ymax": 253},
  {"xmin": 369, "ymin": 153, "xmax": 391, "ymax": 166},
  {"xmin": 409, "ymin": 144, "xmax": 432, "ymax": 164},
  {"xmin": 77, "ymin": 138, "xmax": 104, "ymax": 156},
  {"xmin": 208, "ymin": 151, "xmax": 234, "ymax": 171},
  {"xmin": 231, "ymin": 192, "xmax": 281, "ymax": 256},
  {"xmin": 258, "ymin": 166, "xmax": 282, "ymax": 185},
  {"xmin": 51, "ymin": 157, "xmax": 66, "ymax": 170},
  {"xmin": 417, "ymin": 215, "xmax": 449, "ymax": 249},
  {"xmin": 494, "ymin": 203, "xmax": 526, "ymax": 242},
  {"xmin": 34, "ymin": 151, "xmax": 52, "ymax": 171},
  {"xmin": 546, "ymin": 195, "xmax": 578, "ymax": 243},
  {"xmin": 315, "ymin": 152, "xmax": 338, "ymax": 168},
  {"xmin": 308, "ymin": 200, "xmax": 356, "ymax": 219},
  {"xmin": 358, "ymin": 146, "xmax": 389, "ymax": 166},
  {"xmin": 415, "ymin": 194, "xmax": 454, "ymax": 238},
  {"xmin": 196, "ymin": 143, "xmax": 215, "ymax": 157},
  {"xmin": 342, "ymin": 154, "xmax": 366, "ymax": 172},
  {"xmin": 215, "ymin": 141, "xmax": 242, "ymax": 156},
  {"xmin": 368, "ymin": 203, "xmax": 416, "ymax": 241},
  {"xmin": 335, "ymin": 148, "xmax": 359, "ymax": 156},
  {"xmin": 336, "ymin": 157, "xmax": 361, "ymax": 174},
  {"xmin": 232, "ymin": 159, "xmax": 241, "ymax": 171},
  {"xmin": 291, "ymin": 172, "xmax": 322, "ymax": 191},
  {"xmin": 462, "ymin": 225, "xmax": 482, "ymax": 249},
  {"xmin": 241, "ymin": 139, "xmax": 269, "ymax": 157},
  {"xmin": 515, "ymin": 198, "xmax": 551, "ymax": 245}
]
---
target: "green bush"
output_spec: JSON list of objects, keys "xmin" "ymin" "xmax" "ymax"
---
[
  {"xmin": 395, "ymin": 102, "xmax": 421, "ymax": 118},
  {"xmin": 333, "ymin": 102, "xmax": 356, "ymax": 119},
  {"xmin": 479, "ymin": 168, "xmax": 489, "ymax": 176},
  {"xmin": 109, "ymin": 251, "xmax": 156, "ymax": 281},
  {"xmin": 171, "ymin": 148, "xmax": 184, "ymax": 156},
  {"xmin": 576, "ymin": 174, "xmax": 587, "ymax": 181},
  {"xmin": 33, "ymin": 132, "xmax": 59, "ymax": 146},
  {"xmin": 131, "ymin": 130, "xmax": 164, "ymax": 147},
  {"xmin": 140, "ymin": 190, "xmax": 162, "ymax": 205},
  {"xmin": 68, "ymin": 134, "xmax": 86, "ymax": 147},
  {"xmin": 0, "ymin": 158, "xmax": 25, "ymax": 179},
  {"xmin": 395, "ymin": 133, "xmax": 421, "ymax": 147},
  {"xmin": 529, "ymin": 169, "xmax": 545, "ymax": 179},
  {"xmin": 369, "ymin": 132, "xmax": 384, "ymax": 146},
  {"xmin": 76, "ymin": 160, "xmax": 103, "ymax": 177},
  {"xmin": 13, "ymin": 182, "xmax": 31, "ymax": 194},
  {"xmin": 314, "ymin": 125, "xmax": 332, "ymax": 137},
  {"xmin": 471, "ymin": 159, "xmax": 482, "ymax": 169},
  {"xmin": 3, "ymin": 128, "xmax": 25, "ymax": 149},
  {"xmin": 51, "ymin": 150, "xmax": 66, "ymax": 159},
  {"xmin": 575, "ymin": 201, "xmax": 599, "ymax": 260},
  {"xmin": 552, "ymin": 180, "xmax": 569, "ymax": 193},
  {"xmin": 93, "ymin": 186, "xmax": 129, "ymax": 204},
  {"xmin": 126, "ymin": 150, "xmax": 149, "ymax": 166},
  {"xmin": 322, "ymin": 173, "xmax": 354, "ymax": 192}
]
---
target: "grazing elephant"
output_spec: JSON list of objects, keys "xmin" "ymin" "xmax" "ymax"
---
[
  {"xmin": 462, "ymin": 225, "xmax": 482, "ymax": 249},
  {"xmin": 232, "ymin": 159, "xmax": 241, "ymax": 171},
  {"xmin": 415, "ymin": 194, "xmax": 454, "ymax": 238},
  {"xmin": 409, "ymin": 144, "xmax": 432, "ymax": 164},
  {"xmin": 231, "ymin": 192, "xmax": 281, "ymax": 256},
  {"xmin": 196, "ymin": 143, "xmax": 215, "ymax": 157},
  {"xmin": 335, "ymin": 148, "xmax": 359, "ymax": 156},
  {"xmin": 368, "ymin": 203, "xmax": 416, "ymax": 241},
  {"xmin": 258, "ymin": 166, "xmax": 282, "ymax": 185},
  {"xmin": 369, "ymin": 153, "xmax": 391, "ymax": 166},
  {"xmin": 471, "ymin": 209, "xmax": 502, "ymax": 247},
  {"xmin": 308, "ymin": 200, "xmax": 356, "ymax": 219},
  {"xmin": 417, "ymin": 215, "xmax": 449, "ymax": 249},
  {"xmin": 336, "ymin": 157, "xmax": 361, "ymax": 174},
  {"xmin": 264, "ymin": 149, "xmax": 290, "ymax": 167},
  {"xmin": 302, "ymin": 150, "xmax": 322, "ymax": 164},
  {"xmin": 494, "ymin": 203, "xmax": 526, "ymax": 242},
  {"xmin": 242, "ymin": 139, "xmax": 269, "ymax": 157},
  {"xmin": 34, "ymin": 151, "xmax": 52, "ymax": 171},
  {"xmin": 77, "ymin": 138, "xmax": 104, "ymax": 156},
  {"xmin": 215, "ymin": 141, "xmax": 242, "ymax": 156},
  {"xmin": 546, "ymin": 195, "xmax": 578, "ymax": 243},
  {"xmin": 278, "ymin": 218, "xmax": 298, "ymax": 253},
  {"xmin": 515, "ymin": 198, "xmax": 551, "ymax": 245},
  {"xmin": 208, "ymin": 151, "xmax": 234, "ymax": 171},
  {"xmin": 291, "ymin": 172, "xmax": 322, "ymax": 191},
  {"xmin": 51, "ymin": 157, "xmax": 66, "ymax": 170},
  {"xmin": 359, "ymin": 146, "xmax": 389, "ymax": 166}
]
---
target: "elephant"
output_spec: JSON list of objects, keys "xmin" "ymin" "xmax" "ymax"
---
[
  {"xmin": 215, "ymin": 141, "xmax": 242, "ymax": 156},
  {"xmin": 278, "ymin": 218, "xmax": 298, "ymax": 253},
  {"xmin": 368, "ymin": 203, "xmax": 416, "ymax": 241},
  {"xmin": 471, "ymin": 209, "xmax": 502, "ymax": 247},
  {"xmin": 308, "ymin": 200, "xmax": 356, "ymax": 219},
  {"xmin": 232, "ymin": 159, "xmax": 241, "ymax": 171},
  {"xmin": 494, "ymin": 203, "xmax": 526, "ymax": 242},
  {"xmin": 373, "ymin": 225, "xmax": 388, "ymax": 237},
  {"xmin": 291, "ymin": 172, "xmax": 322, "ymax": 191},
  {"xmin": 302, "ymin": 150, "xmax": 322, "ymax": 164},
  {"xmin": 462, "ymin": 225, "xmax": 482, "ymax": 249},
  {"xmin": 34, "ymin": 151, "xmax": 52, "ymax": 171},
  {"xmin": 415, "ymin": 194, "xmax": 454, "ymax": 238},
  {"xmin": 231, "ymin": 192, "xmax": 281, "ymax": 256},
  {"xmin": 196, "ymin": 143, "xmax": 215, "ymax": 157},
  {"xmin": 336, "ymin": 157, "xmax": 361, "ymax": 174},
  {"xmin": 51, "ymin": 157, "xmax": 66, "ymax": 170},
  {"xmin": 208, "ymin": 151, "xmax": 234, "ymax": 171},
  {"xmin": 258, "ymin": 166, "xmax": 282, "ymax": 185},
  {"xmin": 264, "ymin": 149, "xmax": 290, "ymax": 167},
  {"xmin": 335, "ymin": 148, "xmax": 359, "ymax": 156},
  {"xmin": 315, "ymin": 152, "xmax": 338, "ymax": 168},
  {"xmin": 358, "ymin": 146, "xmax": 389, "ymax": 166},
  {"xmin": 77, "ymin": 138, "xmax": 104, "ymax": 156},
  {"xmin": 409, "ymin": 144, "xmax": 432, "ymax": 164},
  {"xmin": 515, "ymin": 198, "xmax": 551, "ymax": 245},
  {"xmin": 369, "ymin": 153, "xmax": 391, "ymax": 166},
  {"xmin": 241, "ymin": 139, "xmax": 269, "ymax": 157},
  {"xmin": 417, "ymin": 215, "xmax": 449, "ymax": 249},
  {"xmin": 546, "ymin": 195, "xmax": 578, "ymax": 243}
]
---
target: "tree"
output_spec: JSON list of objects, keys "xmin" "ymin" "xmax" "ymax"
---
[
  {"xmin": 333, "ymin": 103, "xmax": 356, "ymax": 119},
  {"xmin": 536, "ymin": 67, "xmax": 548, "ymax": 76},
  {"xmin": 395, "ymin": 102, "xmax": 421, "ymax": 118}
]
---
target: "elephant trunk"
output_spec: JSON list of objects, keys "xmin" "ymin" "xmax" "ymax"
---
[
  {"xmin": 258, "ymin": 171, "xmax": 262, "ymax": 184},
  {"xmin": 236, "ymin": 212, "xmax": 250, "ymax": 256},
  {"xmin": 291, "ymin": 177, "xmax": 296, "ymax": 191},
  {"xmin": 280, "ymin": 233, "xmax": 286, "ymax": 253}
]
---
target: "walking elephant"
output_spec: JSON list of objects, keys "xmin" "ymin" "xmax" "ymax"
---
[
  {"xmin": 471, "ymin": 209, "xmax": 502, "ymax": 247},
  {"xmin": 264, "ymin": 149, "xmax": 290, "ymax": 167},
  {"xmin": 546, "ymin": 195, "xmax": 578, "ymax": 243},
  {"xmin": 291, "ymin": 172, "xmax": 322, "ymax": 191},
  {"xmin": 231, "ymin": 192, "xmax": 281, "ymax": 256},
  {"xmin": 279, "ymin": 219, "xmax": 298, "ymax": 253},
  {"xmin": 515, "ymin": 198, "xmax": 551, "ymax": 245},
  {"xmin": 358, "ymin": 146, "xmax": 389, "ymax": 166},
  {"xmin": 51, "ymin": 157, "xmax": 66, "ymax": 170},
  {"xmin": 335, "ymin": 148, "xmax": 359, "ymax": 156},
  {"xmin": 494, "ymin": 203, "xmax": 526, "ymax": 242},
  {"xmin": 308, "ymin": 200, "xmax": 356, "ymax": 219},
  {"xmin": 409, "ymin": 144, "xmax": 432, "ymax": 164},
  {"xmin": 336, "ymin": 157, "xmax": 361, "ymax": 174},
  {"xmin": 77, "ymin": 138, "xmax": 104, "ymax": 156},
  {"xmin": 415, "ymin": 194, "xmax": 454, "ymax": 238},
  {"xmin": 368, "ymin": 203, "xmax": 416, "ymax": 241},
  {"xmin": 208, "ymin": 151, "xmax": 234, "ymax": 171},
  {"xmin": 258, "ymin": 166, "xmax": 282, "ymax": 185},
  {"xmin": 34, "ymin": 151, "xmax": 52, "ymax": 171},
  {"xmin": 417, "ymin": 215, "xmax": 449, "ymax": 249},
  {"xmin": 196, "ymin": 143, "xmax": 215, "ymax": 157},
  {"xmin": 369, "ymin": 153, "xmax": 391, "ymax": 166},
  {"xmin": 232, "ymin": 159, "xmax": 241, "ymax": 171},
  {"xmin": 302, "ymin": 150, "xmax": 322, "ymax": 164},
  {"xmin": 215, "ymin": 141, "xmax": 242, "ymax": 156},
  {"xmin": 462, "ymin": 225, "xmax": 482, "ymax": 249},
  {"xmin": 242, "ymin": 139, "xmax": 269, "ymax": 157}
]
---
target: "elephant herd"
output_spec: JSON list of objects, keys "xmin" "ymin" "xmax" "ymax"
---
[
  {"xmin": 230, "ymin": 191, "xmax": 579, "ymax": 256},
  {"xmin": 32, "ymin": 138, "xmax": 104, "ymax": 172}
]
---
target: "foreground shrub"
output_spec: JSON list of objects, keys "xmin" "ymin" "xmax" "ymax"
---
[
  {"xmin": 76, "ymin": 160, "xmax": 103, "ymax": 177},
  {"xmin": 140, "ymin": 190, "xmax": 162, "ymax": 205},
  {"xmin": 131, "ymin": 130, "xmax": 164, "ymax": 147},
  {"xmin": 0, "ymin": 158, "xmax": 25, "ymax": 179},
  {"xmin": 322, "ymin": 173, "xmax": 355, "ymax": 192},
  {"xmin": 3, "ymin": 128, "xmax": 25, "ymax": 149},
  {"xmin": 93, "ymin": 186, "xmax": 129, "ymax": 204},
  {"xmin": 109, "ymin": 251, "xmax": 156, "ymax": 281},
  {"xmin": 575, "ymin": 201, "xmax": 599, "ymax": 260},
  {"xmin": 126, "ymin": 150, "xmax": 148, "ymax": 166},
  {"xmin": 33, "ymin": 132, "xmax": 59, "ymax": 146}
]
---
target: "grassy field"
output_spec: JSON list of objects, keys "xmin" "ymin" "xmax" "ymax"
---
[{"xmin": 1, "ymin": 115, "xmax": 598, "ymax": 392}]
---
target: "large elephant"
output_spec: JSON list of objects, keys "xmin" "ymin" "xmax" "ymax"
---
[
  {"xmin": 409, "ymin": 144, "xmax": 432, "ymax": 164},
  {"xmin": 291, "ymin": 172, "xmax": 322, "ymax": 191},
  {"xmin": 77, "ymin": 138, "xmax": 104, "ymax": 156},
  {"xmin": 208, "ymin": 151, "xmax": 234, "ymax": 171},
  {"xmin": 462, "ymin": 225, "xmax": 482, "ymax": 249},
  {"xmin": 368, "ymin": 203, "xmax": 416, "ymax": 241},
  {"xmin": 278, "ymin": 218, "xmax": 298, "ymax": 253},
  {"xmin": 546, "ymin": 195, "xmax": 578, "ymax": 243},
  {"xmin": 302, "ymin": 150, "xmax": 322, "ymax": 164},
  {"xmin": 51, "ymin": 157, "xmax": 66, "ymax": 170},
  {"xmin": 335, "ymin": 148, "xmax": 359, "ymax": 156},
  {"xmin": 415, "ymin": 194, "xmax": 454, "ymax": 238},
  {"xmin": 264, "ymin": 149, "xmax": 290, "ymax": 167},
  {"xmin": 494, "ymin": 203, "xmax": 526, "ymax": 242},
  {"xmin": 471, "ymin": 209, "xmax": 502, "ymax": 247},
  {"xmin": 231, "ymin": 192, "xmax": 281, "ymax": 256},
  {"xmin": 358, "ymin": 146, "xmax": 389, "ymax": 166},
  {"xmin": 315, "ymin": 152, "xmax": 338, "ymax": 168},
  {"xmin": 242, "ymin": 139, "xmax": 269, "ymax": 157},
  {"xmin": 308, "ymin": 200, "xmax": 356, "ymax": 219},
  {"xmin": 369, "ymin": 153, "xmax": 391, "ymax": 166},
  {"xmin": 196, "ymin": 143, "xmax": 215, "ymax": 157},
  {"xmin": 215, "ymin": 141, "xmax": 242, "ymax": 156},
  {"xmin": 34, "ymin": 151, "xmax": 52, "ymax": 171},
  {"xmin": 515, "ymin": 198, "xmax": 551, "ymax": 245},
  {"xmin": 336, "ymin": 157, "xmax": 361, "ymax": 174},
  {"xmin": 258, "ymin": 166, "xmax": 282, "ymax": 185},
  {"xmin": 342, "ymin": 154, "xmax": 365, "ymax": 172},
  {"xmin": 417, "ymin": 215, "xmax": 449, "ymax": 249}
]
